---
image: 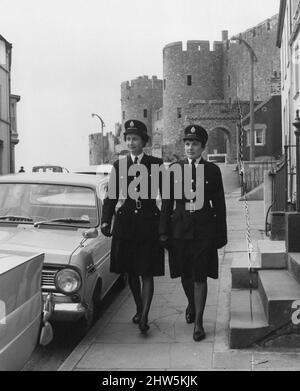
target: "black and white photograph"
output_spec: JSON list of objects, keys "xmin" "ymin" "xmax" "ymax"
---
[{"xmin": 1, "ymin": 0, "xmax": 300, "ymax": 378}]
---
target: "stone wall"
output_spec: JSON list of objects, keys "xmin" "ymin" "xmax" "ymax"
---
[
  {"xmin": 121, "ymin": 75, "xmax": 163, "ymax": 140},
  {"xmin": 223, "ymin": 14, "xmax": 280, "ymax": 103},
  {"xmin": 163, "ymin": 41, "xmax": 223, "ymax": 146},
  {"xmin": 89, "ymin": 132, "xmax": 116, "ymax": 164}
]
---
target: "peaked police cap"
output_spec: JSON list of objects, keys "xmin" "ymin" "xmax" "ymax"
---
[
  {"xmin": 124, "ymin": 120, "xmax": 149, "ymax": 142},
  {"xmin": 183, "ymin": 125, "xmax": 208, "ymax": 145}
]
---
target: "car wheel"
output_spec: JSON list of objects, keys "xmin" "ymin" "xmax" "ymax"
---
[
  {"xmin": 76, "ymin": 297, "xmax": 95, "ymax": 336},
  {"xmin": 76, "ymin": 281, "xmax": 103, "ymax": 336},
  {"xmin": 92, "ymin": 281, "xmax": 102, "ymax": 320}
]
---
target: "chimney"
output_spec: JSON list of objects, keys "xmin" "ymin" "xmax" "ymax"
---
[{"xmin": 222, "ymin": 30, "xmax": 229, "ymax": 42}]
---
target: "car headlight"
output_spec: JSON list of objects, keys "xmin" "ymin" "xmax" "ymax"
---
[{"xmin": 55, "ymin": 269, "xmax": 82, "ymax": 294}]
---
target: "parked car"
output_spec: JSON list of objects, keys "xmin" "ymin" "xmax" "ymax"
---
[
  {"xmin": 0, "ymin": 251, "xmax": 53, "ymax": 371},
  {"xmin": 74, "ymin": 164, "xmax": 113, "ymax": 177},
  {"xmin": 0, "ymin": 173, "xmax": 122, "ymax": 335},
  {"xmin": 32, "ymin": 165, "xmax": 69, "ymax": 173}
]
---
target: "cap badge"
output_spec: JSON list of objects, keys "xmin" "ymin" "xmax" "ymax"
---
[
  {"xmin": 191, "ymin": 127, "xmax": 196, "ymax": 134},
  {"xmin": 130, "ymin": 121, "xmax": 135, "ymax": 128}
]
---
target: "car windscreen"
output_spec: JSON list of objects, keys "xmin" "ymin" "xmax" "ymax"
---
[
  {"xmin": 32, "ymin": 166, "xmax": 63, "ymax": 173},
  {"xmin": 0, "ymin": 183, "xmax": 98, "ymax": 227}
]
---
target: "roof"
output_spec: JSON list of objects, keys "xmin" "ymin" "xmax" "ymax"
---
[
  {"xmin": 0, "ymin": 34, "xmax": 12, "ymax": 49},
  {"xmin": 242, "ymin": 96, "xmax": 279, "ymax": 123},
  {"xmin": 276, "ymin": 0, "xmax": 287, "ymax": 48},
  {"xmin": 0, "ymin": 173, "xmax": 108, "ymax": 187}
]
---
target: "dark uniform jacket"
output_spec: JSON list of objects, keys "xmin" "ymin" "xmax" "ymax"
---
[
  {"xmin": 101, "ymin": 154, "xmax": 164, "ymax": 241},
  {"xmin": 159, "ymin": 158, "xmax": 227, "ymax": 249}
]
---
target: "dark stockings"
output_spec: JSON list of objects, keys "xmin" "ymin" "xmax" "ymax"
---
[
  {"xmin": 194, "ymin": 280, "xmax": 208, "ymax": 331},
  {"xmin": 128, "ymin": 274, "xmax": 142, "ymax": 315},
  {"xmin": 141, "ymin": 276, "xmax": 154, "ymax": 322},
  {"xmin": 182, "ymin": 277, "xmax": 208, "ymax": 331},
  {"xmin": 181, "ymin": 277, "xmax": 195, "ymax": 313},
  {"xmin": 128, "ymin": 274, "xmax": 154, "ymax": 323}
]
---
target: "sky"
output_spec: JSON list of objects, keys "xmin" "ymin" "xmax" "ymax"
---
[{"xmin": 0, "ymin": 0, "xmax": 280, "ymax": 171}]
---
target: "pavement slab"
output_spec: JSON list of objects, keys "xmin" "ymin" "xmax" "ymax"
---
[
  {"xmin": 213, "ymin": 351, "xmax": 254, "ymax": 370},
  {"xmin": 170, "ymin": 343, "xmax": 214, "ymax": 370},
  {"xmin": 76, "ymin": 343, "xmax": 171, "ymax": 370}
]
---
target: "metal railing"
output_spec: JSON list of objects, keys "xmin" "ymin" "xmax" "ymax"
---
[
  {"xmin": 270, "ymin": 157, "xmax": 287, "ymax": 212},
  {"xmin": 241, "ymin": 160, "xmax": 277, "ymax": 195},
  {"xmin": 270, "ymin": 144, "xmax": 296, "ymax": 213}
]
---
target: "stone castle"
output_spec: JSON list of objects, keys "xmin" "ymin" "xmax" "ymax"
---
[{"xmin": 92, "ymin": 14, "xmax": 281, "ymax": 163}]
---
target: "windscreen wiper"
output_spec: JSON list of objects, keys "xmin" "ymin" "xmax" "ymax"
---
[
  {"xmin": 34, "ymin": 218, "xmax": 90, "ymax": 228},
  {"xmin": 0, "ymin": 215, "xmax": 33, "ymax": 222}
]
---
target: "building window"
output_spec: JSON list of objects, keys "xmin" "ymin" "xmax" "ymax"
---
[
  {"xmin": 164, "ymin": 79, "xmax": 166, "ymax": 90},
  {"xmin": 143, "ymin": 109, "xmax": 148, "ymax": 118},
  {"xmin": 246, "ymin": 128, "xmax": 266, "ymax": 146},
  {"xmin": 255, "ymin": 129, "xmax": 265, "ymax": 145},
  {"xmin": 122, "ymin": 111, "xmax": 125, "ymax": 120},
  {"xmin": 177, "ymin": 108, "xmax": 182, "ymax": 119},
  {"xmin": 187, "ymin": 75, "xmax": 192, "ymax": 86},
  {"xmin": 227, "ymin": 75, "xmax": 231, "ymax": 88},
  {"xmin": 253, "ymin": 28, "xmax": 256, "ymax": 37},
  {"xmin": 267, "ymin": 20, "xmax": 271, "ymax": 31}
]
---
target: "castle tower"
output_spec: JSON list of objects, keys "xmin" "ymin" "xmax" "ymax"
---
[
  {"xmin": 163, "ymin": 40, "xmax": 223, "ymax": 152},
  {"xmin": 121, "ymin": 76, "xmax": 163, "ymax": 143},
  {"xmin": 223, "ymin": 15, "xmax": 280, "ymax": 104}
]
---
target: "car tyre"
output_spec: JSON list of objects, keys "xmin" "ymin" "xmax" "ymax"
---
[{"xmin": 77, "ymin": 280, "xmax": 103, "ymax": 336}]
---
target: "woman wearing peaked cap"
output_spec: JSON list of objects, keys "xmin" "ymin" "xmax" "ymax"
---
[
  {"xmin": 101, "ymin": 119, "xmax": 165, "ymax": 334},
  {"xmin": 159, "ymin": 124, "xmax": 227, "ymax": 342}
]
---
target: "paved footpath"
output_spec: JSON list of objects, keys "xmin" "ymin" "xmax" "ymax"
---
[{"xmin": 59, "ymin": 190, "xmax": 300, "ymax": 371}]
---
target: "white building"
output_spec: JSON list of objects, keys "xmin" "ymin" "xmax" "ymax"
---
[
  {"xmin": 0, "ymin": 34, "xmax": 20, "ymax": 174},
  {"xmin": 277, "ymin": 0, "xmax": 300, "ymax": 203}
]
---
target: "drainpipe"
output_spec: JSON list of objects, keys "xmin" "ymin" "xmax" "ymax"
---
[{"xmin": 6, "ymin": 42, "xmax": 12, "ymax": 174}]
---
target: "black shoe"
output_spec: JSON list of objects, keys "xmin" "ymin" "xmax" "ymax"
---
[
  {"xmin": 132, "ymin": 313, "xmax": 142, "ymax": 324},
  {"xmin": 139, "ymin": 320, "xmax": 150, "ymax": 334},
  {"xmin": 185, "ymin": 306, "xmax": 195, "ymax": 324},
  {"xmin": 193, "ymin": 327, "xmax": 206, "ymax": 342}
]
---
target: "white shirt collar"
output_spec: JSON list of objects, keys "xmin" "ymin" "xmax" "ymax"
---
[
  {"xmin": 131, "ymin": 152, "xmax": 144, "ymax": 163},
  {"xmin": 188, "ymin": 157, "xmax": 202, "ymax": 165}
]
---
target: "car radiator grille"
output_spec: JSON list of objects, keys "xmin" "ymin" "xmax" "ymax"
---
[{"xmin": 42, "ymin": 269, "xmax": 58, "ymax": 289}]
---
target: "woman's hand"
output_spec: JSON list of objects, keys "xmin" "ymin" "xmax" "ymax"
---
[
  {"xmin": 159, "ymin": 234, "xmax": 170, "ymax": 249},
  {"xmin": 101, "ymin": 223, "xmax": 112, "ymax": 238}
]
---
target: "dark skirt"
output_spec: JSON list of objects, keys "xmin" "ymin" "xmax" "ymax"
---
[
  {"xmin": 110, "ymin": 237, "xmax": 165, "ymax": 277},
  {"xmin": 168, "ymin": 238, "xmax": 218, "ymax": 282}
]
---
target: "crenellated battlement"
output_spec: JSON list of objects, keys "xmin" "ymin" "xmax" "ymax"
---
[
  {"xmin": 121, "ymin": 75, "xmax": 163, "ymax": 91},
  {"xmin": 225, "ymin": 14, "xmax": 279, "ymax": 43},
  {"xmin": 163, "ymin": 40, "xmax": 223, "ymax": 55}
]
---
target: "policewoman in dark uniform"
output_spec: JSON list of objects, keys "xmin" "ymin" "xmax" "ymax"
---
[
  {"xmin": 159, "ymin": 125, "xmax": 227, "ymax": 342},
  {"xmin": 101, "ymin": 120, "xmax": 165, "ymax": 334}
]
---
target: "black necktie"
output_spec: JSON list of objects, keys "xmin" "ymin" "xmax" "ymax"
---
[
  {"xmin": 134, "ymin": 157, "xmax": 140, "ymax": 194},
  {"xmin": 191, "ymin": 159, "xmax": 196, "ymax": 192}
]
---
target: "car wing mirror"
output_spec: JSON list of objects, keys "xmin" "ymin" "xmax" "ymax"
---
[{"xmin": 82, "ymin": 228, "xmax": 98, "ymax": 239}]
